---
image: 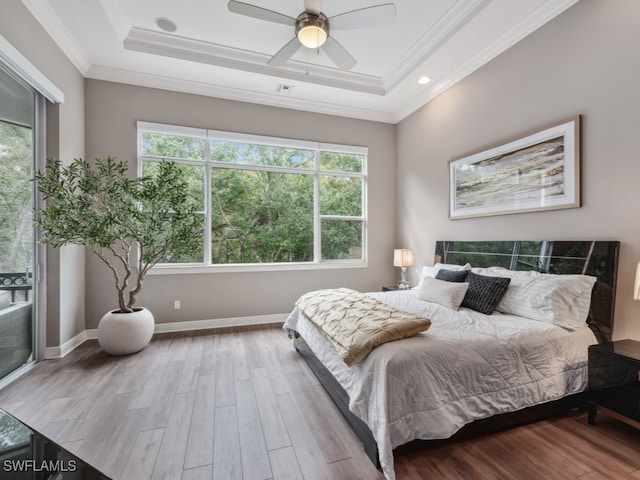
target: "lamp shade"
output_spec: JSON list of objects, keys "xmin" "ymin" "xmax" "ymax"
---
[
  {"xmin": 634, "ymin": 261, "xmax": 640, "ymax": 301},
  {"xmin": 393, "ymin": 249, "xmax": 414, "ymax": 268}
]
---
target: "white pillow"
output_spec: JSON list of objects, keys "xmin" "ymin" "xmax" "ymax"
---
[
  {"xmin": 472, "ymin": 267, "xmax": 596, "ymax": 329},
  {"xmin": 416, "ymin": 276, "xmax": 469, "ymax": 311},
  {"xmin": 416, "ymin": 262, "xmax": 471, "ymax": 288}
]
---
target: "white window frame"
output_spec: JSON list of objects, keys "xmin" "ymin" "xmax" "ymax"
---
[{"xmin": 137, "ymin": 122, "xmax": 368, "ymax": 274}]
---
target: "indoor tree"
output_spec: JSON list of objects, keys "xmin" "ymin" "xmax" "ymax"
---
[{"xmin": 34, "ymin": 156, "xmax": 202, "ymax": 313}]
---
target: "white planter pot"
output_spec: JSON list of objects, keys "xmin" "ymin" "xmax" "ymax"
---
[{"xmin": 97, "ymin": 307, "xmax": 155, "ymax": 356}]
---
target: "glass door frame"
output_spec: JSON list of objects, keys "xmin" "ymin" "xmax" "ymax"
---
[
  {"xmin": 0, "ymin": 65, "xmax": 46, "ymax": 390},
  {"xmin": 0, "ymin": 33, "xmax": 62, "ymax": 389},
  {"xmin": 33, "ymin": 93, "xmax": 46, "ymax": 363}
]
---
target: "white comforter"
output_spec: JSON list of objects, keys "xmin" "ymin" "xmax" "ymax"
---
[{"xmin": 283, "ymin": 289, "xmax": 597, "ymax": 480}]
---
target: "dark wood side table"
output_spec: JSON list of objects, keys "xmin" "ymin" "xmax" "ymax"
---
[
  {"xmin": 382, "ymin": 285, "xmax": 413, "ymax": 292},
  {"xmin": 587, "ymin": 339, "xmax": 640, "ymax": 429}
]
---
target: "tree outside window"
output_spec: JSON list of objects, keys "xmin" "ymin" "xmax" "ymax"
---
[{"xmin": 138, "ymin": 123, "xmax": 366, "ymax": 266}]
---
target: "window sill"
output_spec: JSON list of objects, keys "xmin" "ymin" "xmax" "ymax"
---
[{"xmin": 148, "ymin": 261, "xmax": 368, "ymax": 275}]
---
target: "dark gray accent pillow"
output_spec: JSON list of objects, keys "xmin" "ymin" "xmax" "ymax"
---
[
  {"xmin": 461, "ymin": 272, "xmax": 511, "ymax": 315},
  {"xmin": 435, "ymin": 268, "xmax": 470, "ymax": 283}
]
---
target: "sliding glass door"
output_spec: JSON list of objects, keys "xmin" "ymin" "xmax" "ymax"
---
[{"xmin": 0, "ymin": 62, "xmax": 41, "ymax": 382}]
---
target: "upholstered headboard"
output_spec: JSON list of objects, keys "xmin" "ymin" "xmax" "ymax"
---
[{"xmin": 434, "ymin": 240, "xmax": 620, "ymax": 343}]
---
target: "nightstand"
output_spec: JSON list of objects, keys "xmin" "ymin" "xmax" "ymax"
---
[
  {"xmin": 382, "ymin": 285, "xmax": 413, "ymax": 292},
  {"xmin": 587, "ymin": 339, "xmax": 640, "ymax": 429}
]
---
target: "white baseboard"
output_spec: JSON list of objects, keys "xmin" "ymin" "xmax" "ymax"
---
[
  {"xmin": 154, "ymin": 313, "xmax": 287, "ymax": 333},
  {"xmin": 45, "ymin": 330, "xmax": 88, "ymax": 359},
  {"xmin": 44, "ymin": 313, "xmax": 288, "ymax": 359}
]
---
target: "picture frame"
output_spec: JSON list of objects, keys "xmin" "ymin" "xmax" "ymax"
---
[{"xmin": 449, "ymin": 115, "xmax": 581, "ymax": 219}]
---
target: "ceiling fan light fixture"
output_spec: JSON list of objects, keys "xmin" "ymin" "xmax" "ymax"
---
[
  {"xmin": 298, "ymin": 25, "xmax": 327, "ymax": 48},
  {"xmin": 296, "ymin": 12, "xmax": 328, "ymax": 49}
]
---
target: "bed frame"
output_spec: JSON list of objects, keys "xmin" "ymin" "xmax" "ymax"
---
[{"xmin": 292, "ymin": 240, "xmax": 620, "ymax": 467}]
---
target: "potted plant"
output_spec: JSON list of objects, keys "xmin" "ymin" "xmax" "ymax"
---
[{"xmin": 35, "ymin": 156, "xmax": 201, "ymax": 355}]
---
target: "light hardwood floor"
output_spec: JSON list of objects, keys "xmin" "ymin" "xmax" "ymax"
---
[{"xmin": 0, "ymin": 324, "xmax": 639, "ymax": 479}]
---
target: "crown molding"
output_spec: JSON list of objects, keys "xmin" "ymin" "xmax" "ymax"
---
[
  {"xmin": 20, "ymin": 0, "xmax": 581, "ymax": 125},
  {"xmin": 20, "ymin": 0, "xmax": 91, "ymax": 75},
  {"xmin": 97, "ymin": 0, "xmax": 130, "ymax": 40},
  {"xmin": 124, "ymin": 28, "xmax": 386, "ymax": 96},
  {"xmin": 394, "ymin": 0, "xmax": 582, "ymax": 122},
  {"xmin": 383, "ymin": 0, "xmax": 490, "ymax": 91},
  {"xmin": 88, "ymin": 65, "xmax": 397, "ymax": 123}
]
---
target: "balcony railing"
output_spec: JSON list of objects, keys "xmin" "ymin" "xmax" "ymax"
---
[{"xmin": 0, "ymin": 272, "xmax": 32, "ymax": 303}]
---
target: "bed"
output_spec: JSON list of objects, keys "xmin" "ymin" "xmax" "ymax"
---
[{"xmin": 283, "ymin": 240, "xmax": 619, "ymax": 480}]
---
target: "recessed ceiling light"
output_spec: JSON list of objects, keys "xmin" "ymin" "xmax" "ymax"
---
[
  {"xmin": 418, "ymin": 76, "xmax": 432, "ymax": 85},
  {"xmin": 155, "ymin": 17, "xmax": 177, "ymax": 33}
]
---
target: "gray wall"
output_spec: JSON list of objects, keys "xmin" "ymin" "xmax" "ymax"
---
[
  {"xmin": 1, "ymin": 0, "xmax": 86, "ymax": 347},
  {"xmin": 397, "ymin": 0, "xmax": 640, "ymax": 340},
  {"xmin": 84, "ymin": 80, "xmax": 397, "ymax": 328},
  {"xmin": 7, "ymin": 0, "xmax": 638, "ymax": 346}
]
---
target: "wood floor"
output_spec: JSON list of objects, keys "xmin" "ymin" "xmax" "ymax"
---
[{"xmin": 1, "ymin": 324, "xmax": 639, "ymax": 480}]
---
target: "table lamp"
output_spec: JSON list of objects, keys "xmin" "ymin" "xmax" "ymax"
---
[{"xmin": 393, "ymin": 248, "xmax": 414, "ymax": 290}]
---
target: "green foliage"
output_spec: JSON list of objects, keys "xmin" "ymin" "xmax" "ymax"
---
[
  {"xmin": 320, "ymin": 176, "xmax": 361, "ymax": 216},
  {"xmin": 0, "ymin": 121, "xmax": 33, "ymax": 273},
  {"xmin": 34, "ymin": 157, "xmax": 202, "ymax": 312},
  {"xmin": 141, "ymin": 132, "xmax": 205, "ymax": 160},
  {"xmin": 320, "ymin": 151, "xmax": 362, "ymax": 173},
  {"xmin": 211, "ymin": 141, "xmax": 315, "ymax": 169},
  {"xmin": 211, "ymin": 168, "xmax": 314, "ymax": 263},
  {"xmin": 321, "ymin": 219, "xmax": 362, "ymax": 260},
  {"xmin": 142, "ymin": 131, "xmax": 365, "ymax": 264}
]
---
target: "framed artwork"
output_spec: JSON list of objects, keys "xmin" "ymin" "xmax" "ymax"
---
[{"xmin": 449, "ymin": 116, "xmax": 581, "ymax": 219}]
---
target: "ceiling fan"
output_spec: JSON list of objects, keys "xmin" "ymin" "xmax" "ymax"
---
[{"xmin": 227, "ymin": 0, "xmax": 397, "ymax": 70}]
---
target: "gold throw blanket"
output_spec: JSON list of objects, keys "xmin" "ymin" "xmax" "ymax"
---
[{"xmin": 296, "ymin": 288, "xmax": 431, "ymax": 366}]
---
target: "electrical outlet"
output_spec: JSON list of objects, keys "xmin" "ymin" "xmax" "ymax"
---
[{"xmin": 174, "ymin": 300, "xmax": 181, "ymax": 310}]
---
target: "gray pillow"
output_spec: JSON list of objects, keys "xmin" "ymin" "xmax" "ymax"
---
[
  {"xmin": 435, "ymin": 268, "xmax": 470, "ymax": 283},
  {"xmin": 461, "ymin": 272, "xmax": 511, "ymax": 315}
]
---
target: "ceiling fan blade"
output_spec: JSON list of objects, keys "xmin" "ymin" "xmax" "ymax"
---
[
  {"xmin": 227, "ymin": 1, "xmax": 296, "ymax": 26},
  {"xmin": 303, "ymin": 0, "xmax": 322, "ymax": 15},
  {"xmin": 268, "ymin": 37, "xmax": 302, "ymax": 67},
  {"xmin": 329, "ymin": 3, "xmax": 397, "ymax": 30},
  {"xmin": 322, "ymin": 37, "xmax": 356, "ymax": 70}
]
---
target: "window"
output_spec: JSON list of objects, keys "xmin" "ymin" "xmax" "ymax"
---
[{"xmin": 138, "ymin": 122, "xmax": 367, "ymax": 269}]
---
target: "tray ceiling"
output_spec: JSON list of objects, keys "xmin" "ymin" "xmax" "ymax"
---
[{"xmin": 22, "ymin": 0, "xmax": 580, "ymax": 123}]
